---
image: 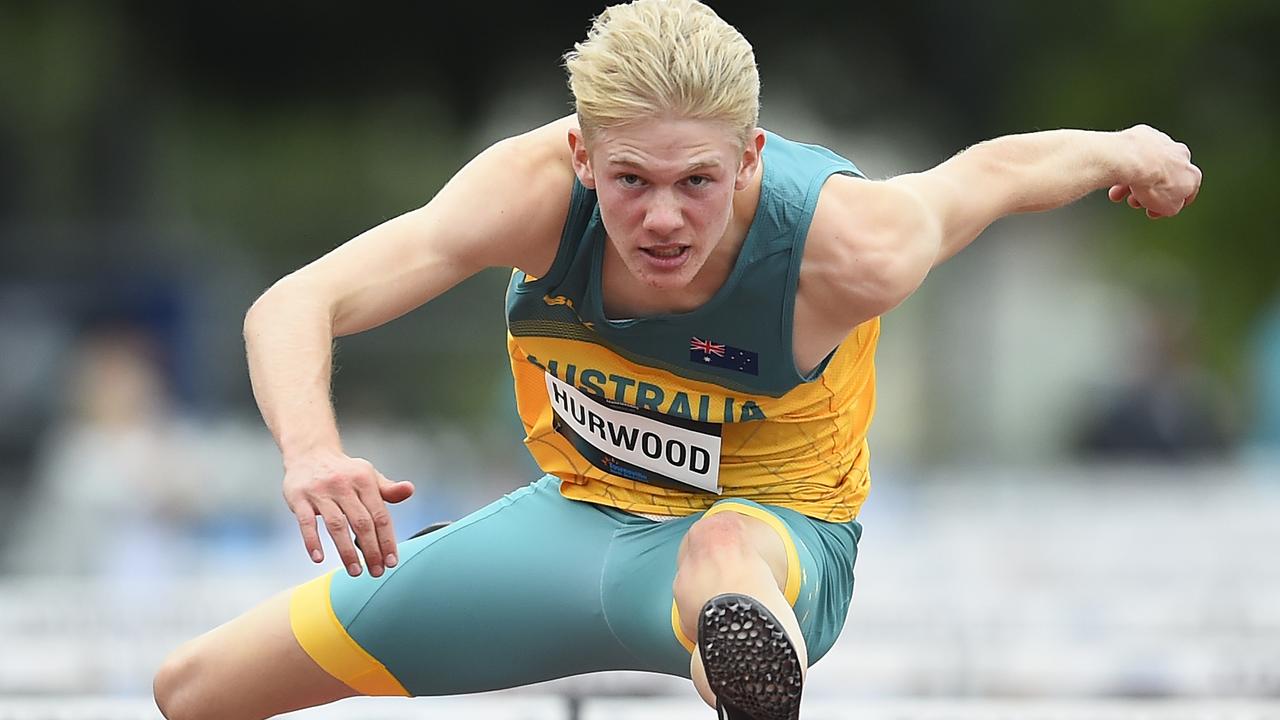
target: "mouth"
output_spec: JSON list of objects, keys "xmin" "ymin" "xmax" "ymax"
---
[
  {"xmin": 638, "ymin": 244, "xmax": 691, "ymax": 271},
  {"xmin": 641, "ymin": 245, "xmax": 689, "ymax": 259}
]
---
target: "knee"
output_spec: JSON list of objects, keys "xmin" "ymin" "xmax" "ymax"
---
[
  {"xmin": 677, "ymin": 511, "xmax": 754, "ymax": 575},
  {"xmin": 675, "ymin": 509, "xmax": 790, "ymax": 594},
  {"xmin": 153, "ymin": 643, "xmax": 211, "ymax": 720}
]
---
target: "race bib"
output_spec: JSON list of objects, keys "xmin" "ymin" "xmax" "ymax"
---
[{"xmin": 545, "ymin": 373, "xmax": 722, "ymax": 494}]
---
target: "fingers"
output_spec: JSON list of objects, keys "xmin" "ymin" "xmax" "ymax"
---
[
  {"xmin": 1177, "ymin": 163, "xmax": 1198, "ymax": 206},
  {"xmin": 316, "ymin": 497, "xmax": 366, "ymax": 577},
  {"xmin": 1184, "ymin": 185, "xmax": 1200, "ymax": 208},
  {"xmin": 1148, "ymin": 199, "xmax": 1185, "ymax": 220},
  {"xmin": 284, "ymin": 456, "xmax": 412, "ymax": 576},
  {"xmin": 1115, "ymin": 185, "xmax": 1184, "ymax": 219},
  {"xmin": 337, "ymin": 491, "xmax": 389, "ymax": 577},
  {"xmin": 1116, "ymin": 127, "xmax": 1201, "ymax": 220},
  {"xmin": 292, "ymin": 501, "xmax": 325, "ymax": 564},
  {"xmin": 355, "ymin": 479, "xmax": 400, "ymax": 573},
  {"xmin": 379, "ymin": 477, "xmax": 415, "ymax": 504}
]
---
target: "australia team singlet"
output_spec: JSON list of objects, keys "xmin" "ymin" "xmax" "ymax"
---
[{"xmin": 506, "ymin": 131, "xmax": 878, "ymax": 522}]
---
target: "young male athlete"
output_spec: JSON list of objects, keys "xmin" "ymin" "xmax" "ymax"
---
[{"xmin": 152, "ymin": 1, "xmax": 1202, "ymax": 718}]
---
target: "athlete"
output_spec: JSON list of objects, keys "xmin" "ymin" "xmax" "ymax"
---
[{"xmin": 152, "ymin": 1, "xmax": 1202, "ymax": 718}]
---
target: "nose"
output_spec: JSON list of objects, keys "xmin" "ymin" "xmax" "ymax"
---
[{"xmin": 642, "ymin": 189, "xmax": 685, "ymax": 235}]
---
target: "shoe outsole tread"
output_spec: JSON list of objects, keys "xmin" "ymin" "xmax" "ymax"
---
[{"xmin": 697, "ymin": 593, "xmax": 803, "ymax": 720}]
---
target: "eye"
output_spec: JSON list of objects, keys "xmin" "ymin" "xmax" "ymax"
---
[
  {"xmin": 619, "ymin": 174, "xmax": 644, "ymax": 187},
  {"xmin": 686, "ymin": 175, "xmax": 711, "ymax": 187}
]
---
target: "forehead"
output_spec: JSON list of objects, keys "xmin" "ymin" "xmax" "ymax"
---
[{"xmin": 591, "ymin": 118, "xmax": 741, "ymax": 169}]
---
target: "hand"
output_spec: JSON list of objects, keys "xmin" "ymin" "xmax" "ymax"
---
[
  {"xmin": 1108, "ymin": 124, "xmax": 1202, "ymax": 219},
  {"xmin": 282, "ymin": 450, "xmax": 416, "ymax": 577}
]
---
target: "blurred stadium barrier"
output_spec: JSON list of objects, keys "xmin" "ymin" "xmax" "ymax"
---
[
  {"xmin": 1, "ymin": 697, "xmax": 1278, "ymax": 720},
  {"xmin": 0, "ymin": 464, "xmax": 1276, "ymax": 702},
  {"xmin": 0, "ymin": 696, "xmax": 568, "ymax": 720}
]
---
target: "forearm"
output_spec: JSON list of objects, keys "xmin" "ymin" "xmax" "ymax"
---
[
  {"xmin": 893, "ymin": 128, "xmax": 1141, "ymax": 265},
  {"xmin": 243, "ymin": 277, "xmax": 344, "ymax": 466},
  {"xmin": 957, "ymin": 128, "xmax": 1135, "ymax": 215}
]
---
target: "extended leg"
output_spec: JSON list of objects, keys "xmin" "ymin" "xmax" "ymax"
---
[
  {"xmin": 153, "ymin": 589, "xmax": 358, "ymax": 720},
  {"xmin": 156, "ymin": 476, "xmax": 642, "ymax": 718}
]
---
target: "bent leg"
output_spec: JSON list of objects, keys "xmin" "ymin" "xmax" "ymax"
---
[
  {"xmin": 154, "ymin": 589, "xmax": 357, "ymax": 720},
  {"xmin": 599, "ymin": 498, "xmax": 860, "ymax": 713},
  {"xmin": 673, "ymin": 504, "xmax": 808, "ymax": 709}
]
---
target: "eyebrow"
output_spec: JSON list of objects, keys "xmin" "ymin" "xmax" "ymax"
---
[{"xmin": 605, "ymin": 155, "xmax": 723, "ymax": 173}]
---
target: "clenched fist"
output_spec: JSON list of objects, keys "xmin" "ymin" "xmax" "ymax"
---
[{"xmin": 1108, "ymin": 124, "xmax": 1202, "ymax": 219}]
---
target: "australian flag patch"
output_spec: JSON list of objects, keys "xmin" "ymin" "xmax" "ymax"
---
[{"xmin": 690, "ymin": 336, "xmax": 759, "ymax": 376}]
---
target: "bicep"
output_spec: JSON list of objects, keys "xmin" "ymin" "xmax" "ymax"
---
[
  {"xmin": 285, "ymin": 132, "xmax": 573, "ymax": 337},
  {"xmin": 884, "ymin": 153, "xmax": 1011, "ymax": 265},
  {"xmin": 803, "ymin": 177, "xmax": 940, "ymax": 325}
]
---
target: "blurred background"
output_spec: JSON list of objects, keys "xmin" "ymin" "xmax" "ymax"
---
[{"xmin": 1, "ymin": 0, "xmax": 1278, "ymax": 717}]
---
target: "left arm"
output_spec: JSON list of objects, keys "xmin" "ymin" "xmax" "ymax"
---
[
  {"xmin": 793, "ymin": 125, "xmax": 1201, "ymax": 369},
  {"xmin": 887, "ymin": 124, "xmax": 1202, "ymax": 266},
  {"xmin": 802, "ymin": 125, "xmax": 1202, "ymax": 326}
]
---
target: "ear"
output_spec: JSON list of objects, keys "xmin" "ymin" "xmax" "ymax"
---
[
  {"xmin": 568, "ymin": 126, "xmax": 596, "ymax": 189},
  {"xmin": 734, "ymin": 129, "xmax": 767, "ymax": 191}
]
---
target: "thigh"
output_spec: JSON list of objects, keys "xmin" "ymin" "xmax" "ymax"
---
[
  {"xmin": 157, "ymin": 589, "xmax": 359, "ymax": 720},
  {"xmin": 292, "ymin": 475, "xmax": 638, "ymax": 696},
  {"xmin": 766, "ymin": 503, "xmax": 862, "ymax": 665},
  {"xmin": 597, "ymin": 510, "xmax": 700, "ymax": 676}
]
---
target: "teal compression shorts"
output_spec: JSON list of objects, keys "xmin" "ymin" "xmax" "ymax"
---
[{"xmin": 289, "ymin": 475, "xmax": 861, "ymax": 696}]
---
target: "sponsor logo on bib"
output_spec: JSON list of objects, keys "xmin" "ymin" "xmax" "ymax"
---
[{"xmin": 545, "ymin": 372, "xmax": 722, "ymax": 494}]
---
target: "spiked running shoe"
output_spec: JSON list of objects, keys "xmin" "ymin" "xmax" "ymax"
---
[{"xmin": 697, "ymin": 593, "xmax": 803, "ymax": 720}]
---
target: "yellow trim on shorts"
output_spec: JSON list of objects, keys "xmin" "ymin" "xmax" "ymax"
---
[
  {"xmin": 671, "ymin": 501, "xmax": 804, "ymax": 654},
  {"xmin": 290, "ymin": 572, "xmax": 410, "ymax": 697},
  {"xmin": 672, "ymin": 601, "xmax": 695, "ymax": 653}
]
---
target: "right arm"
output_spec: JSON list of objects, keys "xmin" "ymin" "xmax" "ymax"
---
[{"xmin": 243, "ymin": 116, "xmax": 577, "ymax": 576}]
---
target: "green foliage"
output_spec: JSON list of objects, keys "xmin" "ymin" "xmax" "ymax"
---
[
  {"xmin": 1000, "ymin": 0, "xmax": 1280, "ymax": 380},
  {"xmin": 147, "ymin": 96, "xmax": 467, "ymax": 273}
]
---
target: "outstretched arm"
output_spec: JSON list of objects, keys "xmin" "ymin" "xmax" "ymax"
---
[
  {"xmin": 888, "ymin": 124, "xmax": 1202, "ymax": 266},
  {"xmin": 802, "ymin": 125, "xmax": 1203, "ymax": 332},
  {"xmin": 243, "ymin": 117, "xmax": 575, "ymax": 576}
]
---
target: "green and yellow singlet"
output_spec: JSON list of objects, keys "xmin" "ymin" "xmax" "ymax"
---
[{"xmin": 506, "ymin": 131, "xmax": 876, "ymax": 522}]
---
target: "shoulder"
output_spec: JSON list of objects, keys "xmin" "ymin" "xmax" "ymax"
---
[
  {"xmin": 484, "ymin": 115, "xmax": 579, "ymax": 183},
  {"xmin": 430, "ymin": 116, "xmax": 581, "ymax": 276},
  {"xmin": 799, "ymin": 174, "xmax": 937, "ymax": 323}
]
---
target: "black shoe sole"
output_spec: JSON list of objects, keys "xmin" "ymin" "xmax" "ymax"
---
[
  {"xmin": 697, "ymin": 593, "xmax": 803, "ymax": 720},
  {"xmin": 408, "ymin": 521, "xmax": 453, "ymax": 540}
]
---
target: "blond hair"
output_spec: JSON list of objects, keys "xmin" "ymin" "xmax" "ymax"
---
[{"xmin": 564, "ymin": 0, "xmax": 759, "ymax": 144}]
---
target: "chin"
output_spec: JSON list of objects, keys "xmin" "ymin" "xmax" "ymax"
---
[
  {"xmin": 638, "ymin": 273, "xmax": 694, "ymax": 291},
  {"xmin": 628, "ymin": 259, "xmax": 701, "ymax": 290}
]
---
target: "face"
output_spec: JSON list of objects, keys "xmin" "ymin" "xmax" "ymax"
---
[{"xmin": 569, "ymin": 117, "xmax": 763, "ymax": 290}]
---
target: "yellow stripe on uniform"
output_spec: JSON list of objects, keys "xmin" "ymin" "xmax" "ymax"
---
[
  {"xmin": 289, "ymin": 572, "xmax": 410, "ymax": 697},
  {"xmin": 670, "ymin": 501, "xmax": 805, "ymax": 653},
  {"xmin": 672, "ymin": 601, "xmax": 695, "ymax": 654}
]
